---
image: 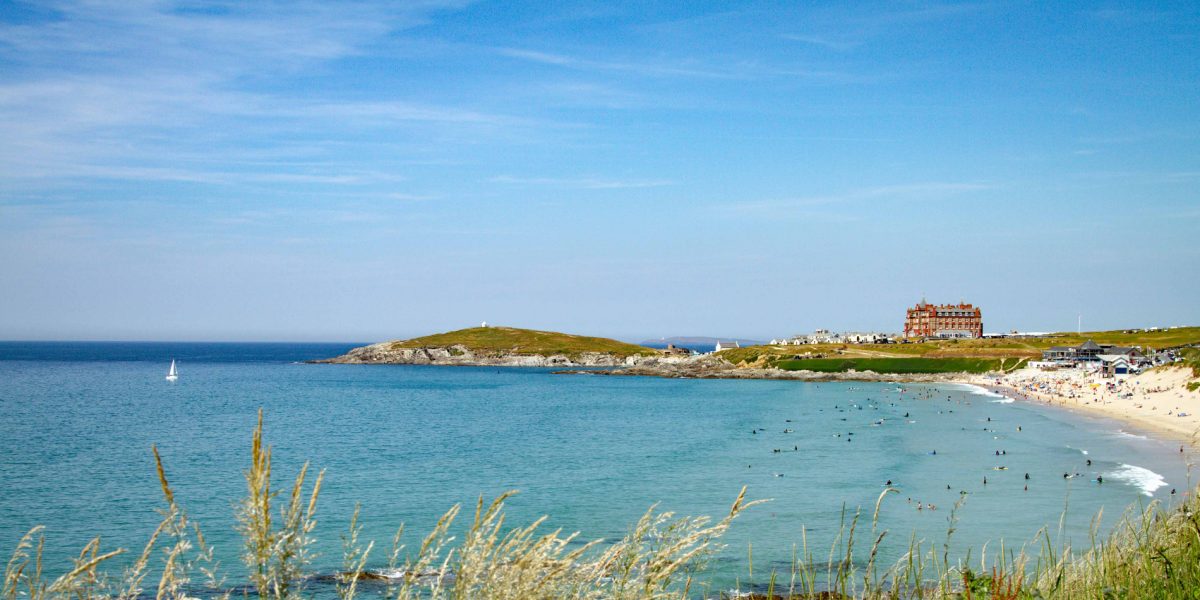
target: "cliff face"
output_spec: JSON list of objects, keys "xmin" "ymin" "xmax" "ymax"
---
[{"xmin": 318, "ymin": 342, "xmax": 690, "ymax": 368}]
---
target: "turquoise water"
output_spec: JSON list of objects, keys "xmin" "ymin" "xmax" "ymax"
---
[{"xmin": 0, "ymin": 342, "xmax": 1191, "ymax": 595}]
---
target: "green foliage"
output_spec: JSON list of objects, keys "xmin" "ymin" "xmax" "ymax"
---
[
  {"xmin": 1039, "ymin": 326, "xmax": 1200, "ymax": 349},
  {"xmin": 390, "ymin": 327, "xmax": 658, "ymax": 360},
  {"xmin": 1178, "ymin": 347, "xmax": 1200, "ymax": 379},
  {"xmin": 718, "ymin": 327, "xmax": 1200, "ymax": 374}
]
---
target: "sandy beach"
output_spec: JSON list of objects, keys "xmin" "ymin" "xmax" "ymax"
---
[{"xmin": 969, "ymin": 366, "xmax": 1200, "ymax": 445}]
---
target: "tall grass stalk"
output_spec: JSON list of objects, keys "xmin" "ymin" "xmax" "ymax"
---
[
  {"xmin": 235, "ymin": 409, "xmax": 325, "ymax": 600},
  {"xmin": 337, "ymin": 505, "xmax": 373, "ymax": 600}
]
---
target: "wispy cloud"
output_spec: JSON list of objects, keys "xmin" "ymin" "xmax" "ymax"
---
[
  {"xmin": 495, "ymin": 46, "xmax": 887, "ymax": 89},
  {"xmin": 780, "ymin": 34, "xmax": 861, "ymax": 52},
  {"xmin": 779, "ymin": 3, "xmax": 993, "ymax": 53},
  {"xmin": 490, "ymin": 175, "xmax": 676, "ymax": 190},
  {"xmin": 493, "ymin": 46, "xmax": 735, "ymax": 79},
  {"xmin": 1066, "ymin": 170, "xmax": 1200, "ymax": 184},
  {"xmin": 387, "ymin": 192, "xmax": 436, "ymax": 202},
  {"xmin": 0, "ymin": 1, "xmax": 530, "ymax": 192},
  {"xmin": 726, "ymin": 181, "xmax": 994, "ymax": 213}
]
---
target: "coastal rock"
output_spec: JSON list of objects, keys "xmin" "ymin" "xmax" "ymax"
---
[
  {"xmin": 318, "ymin": 342, "xmax": 1000, "ymax": 382},
  {"xmin": 588, "ymin": 357, "xmax": 987, "ymax": 383},
  {"xmin": 315, "ymin": 342, "xmax": 693, "ymax": 368}
]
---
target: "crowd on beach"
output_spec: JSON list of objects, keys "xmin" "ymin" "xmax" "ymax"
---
[{"xmin": 976, "ymin": 365, "xmax": 1200, "ymax": 440}]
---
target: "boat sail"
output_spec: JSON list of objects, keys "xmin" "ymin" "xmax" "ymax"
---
[{"xmin": 166, "ymin": 360, "xmax": 178, "ymax": 381}]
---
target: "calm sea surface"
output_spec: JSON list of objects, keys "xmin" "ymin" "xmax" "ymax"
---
[{"xmin": 0, "ymin": 342, "xmax": 1191, "ymax": 594}]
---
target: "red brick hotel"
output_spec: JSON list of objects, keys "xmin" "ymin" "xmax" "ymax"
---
[{"xmin": 904, "ymin": 301, "xmax": 983, "ymax": 339}]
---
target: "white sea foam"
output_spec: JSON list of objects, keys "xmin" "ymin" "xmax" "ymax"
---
[
  {"xmin": 1107, "ymin": 464, "xmax": 1167, "ymax": 497},
  {"xmin": 1114, "ymin": 430, "xmax": 1149, "ymax": 441},
  {"xmin": 951, "ymin": 383, "xmax": 1011, "ymax": 401}
]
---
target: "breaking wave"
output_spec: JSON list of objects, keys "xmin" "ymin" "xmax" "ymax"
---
[
  {"xmin": 952, "ymin": 383, "xmax": 1010, "ymax": 401},
  {"xmin": 1107, "ymin": 464, "xmax": 1167, "ymax": 497}
]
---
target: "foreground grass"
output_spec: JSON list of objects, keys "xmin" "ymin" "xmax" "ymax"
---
[
  {"xmin": 389, "ymin": 327, "xmax": 659, "ymax": 359},
  {"xmin": 6, "ymin": 412, "xmax": 1200, "ymax": 599}
]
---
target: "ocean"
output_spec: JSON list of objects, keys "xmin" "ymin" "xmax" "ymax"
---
[{"xmin": 0, "ymin": 342, "xmax": 1189, "ymax": 595}]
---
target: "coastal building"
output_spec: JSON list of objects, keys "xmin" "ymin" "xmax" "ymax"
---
[
  {"xmin": 1099, "ymin": 355, "xmax": 1133, "ymax": 376},
  {"xmin": 903, "ymin": 301, "xmax": 983, "ymax": 339},
  {"xmin": 1042, "ymin": 340, "xmax": 1146, "ymax": 366},
  {"xmin": 714, "ymin": 340, "xmax": 740, "ymax": 352},
  {"xmin": 807, "ymin": 329, "xmax": 840, "ymax": 344},
  {"xmin": 984, "ymin": 330, "xmax": 1054, "ymax": 339},
  {"xmin": 843, "ymin": 332, "xmax": 891, "ymax": 344},
  {"xmin": 773, "ymin": 330, "xmax": 896, "ymax": 345}
]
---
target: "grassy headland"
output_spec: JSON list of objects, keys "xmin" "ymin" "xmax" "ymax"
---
[
  {"xmin": 718, "ymin": 327, "xmax": 1200, "ymax": 374},
  {"xmin": 390, "ymin": 326, "xmax": 658, "ymax": 359}
]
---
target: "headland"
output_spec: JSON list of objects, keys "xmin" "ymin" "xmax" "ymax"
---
[{"xmin": 314, "ymin": 325, "xmax": 689, "ymax": 368}]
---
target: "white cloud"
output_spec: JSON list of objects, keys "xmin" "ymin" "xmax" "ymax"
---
[
  {"xmin": 725, "ymin": 181, "xmax": 995, "ymax": 213},
  {"xmin": 489, "ymin": 175, "xmax": 676, "ymax": 189},
  {"xmin": 0, "ymin": 0, "xmax": 522, "ymax": 191}
]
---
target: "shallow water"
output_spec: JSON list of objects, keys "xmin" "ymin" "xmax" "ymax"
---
[{"xmin": 0, "ymin": 342, "xmax": 1191, "ymax": 595}]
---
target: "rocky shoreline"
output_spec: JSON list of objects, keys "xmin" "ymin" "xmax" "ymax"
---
[
  {"xmin": 556, "ymin": 356, "xmax": 972, "ymax": 382},
  {"xmin": 312, "ymin": 341, "xmax": 692, "ymax": 368},
  {"xmin": 317, "ymin": 341, "xmax": 989, "ymax": 383}
]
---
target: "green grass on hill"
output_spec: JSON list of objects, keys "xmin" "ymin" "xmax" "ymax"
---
[
  {"xmin": 1038, "ymin": 326, "xmax": 1200, "ymax": 349},
  {"xmin": 718, "ymin": 327, "xmax": 1200, "ymax": 373},
  {"xmin": 1174, "ymin": 347, "xmax": 1200, "ymax": 375},
  {"xmin": 1179, "ymin": 348, "xmax": 1200, "ymax": 393},
  {"xmin": 389, "ymin": 326, "xmax": 658, "ymax": 359},
  {"xmin": 775, "ymin": 357, "xmax": 1024, "ymax": 374}
]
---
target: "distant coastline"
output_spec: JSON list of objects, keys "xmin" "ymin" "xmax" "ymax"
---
[{"xmin": 318, "ymin": 325, "xmax": 1200, "ymax": 448}]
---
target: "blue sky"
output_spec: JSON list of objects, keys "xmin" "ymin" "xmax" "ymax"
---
[{"xmin": 1, "ymin": 1, "xmax": 1197, "ymax": 342}]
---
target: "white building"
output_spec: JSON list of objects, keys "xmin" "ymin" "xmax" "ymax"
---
[
  {"xmin": 843, "ymin": 332, "xmax": 889, "ymax": 344},
  {"xmin": 771, "ymin": 330, "xmax": 897, "ymax": 345}
]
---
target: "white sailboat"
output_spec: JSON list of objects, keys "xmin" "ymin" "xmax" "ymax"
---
[{"xmin": 166, "ymin": 360, "xmax": 178, "ymax": 381}]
